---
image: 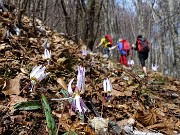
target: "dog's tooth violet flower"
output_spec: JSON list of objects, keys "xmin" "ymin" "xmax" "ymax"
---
[
  {"xmin": 103, "ymin": 78, "xmax": 112, "ymax": 101},
  {"xmin": 43, "ymin": 49, "xmax": 51, "ymax": 65},
  {"xmin": 70, "ymin": 89, "xmax": 90, "ymax": 114},
  {"xmin": 68, "ymin": 79, "xmax": 89, "ymax": 114},
  {"xmin": 152, "ymin": 64, "xmax": 159, "ymax": 71},
  {"xmin": 30, "ymin": 65, "xmax": 50, "ymax": 91}
]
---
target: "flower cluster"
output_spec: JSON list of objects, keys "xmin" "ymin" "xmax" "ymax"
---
[
  {"xmin": 67, "ymin": 66, "xmax": 89, "ymax": 114},
  {"xmin": 29, "ymin": 39, "xmax": 52, "ymax": 91}
]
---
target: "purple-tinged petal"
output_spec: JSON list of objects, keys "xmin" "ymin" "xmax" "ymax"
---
[{"xmin": 79, "ymin": 98, "xmax": 90, "ymax": 113}]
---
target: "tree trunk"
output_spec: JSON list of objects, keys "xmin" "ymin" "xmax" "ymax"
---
[
  {"xmin": 87, "ymin": 0, "xmax": 95, "ymax": 50},
  {"xmin": 137, "ymin": 0, "xmax": 144, "ymax": 35},
  {"xmin": 60, "ymin": 0, "xmax": 71, "ymax": 35}
]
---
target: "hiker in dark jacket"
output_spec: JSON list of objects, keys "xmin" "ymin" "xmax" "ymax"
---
[{"xmin": 132, "ymin": 35, "xmax": 150, "ymax": 76}]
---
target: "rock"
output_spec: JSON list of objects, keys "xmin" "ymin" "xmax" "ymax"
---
[{"xmin": 90, "ymin": 117, "xmax": 109, "ymax": 135}]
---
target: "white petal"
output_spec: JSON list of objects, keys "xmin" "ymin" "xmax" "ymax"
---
[
  {"xmin": 44, "ymin": 49, "xmax": 48, "ymax": 59},
  {"xmin": 48, "ymin": 50, "xmax": 51, "ymax": 58},
  {"xmin": 68, "ymin": 78, "xmax": 74, "ymax": 95},
  {"xmin": 103, "ymin": 79, "xmax": 107, "ymax": 92},
  {"xmin": 107, "ymin": 78, "xmax": 112, "ymax": 92},
  {"xmin": 35, "ymin": 66, "xmax": 46, "ymax": 78},
  {"xmin": 38, "ymin": 72, "xmax": 50, "ymax": 82},
  {"xmin": 75, "ymin": 95, "xmax": 82, "ymax": 113},
  {"xmin": 30, "ymin": 65, "xmax": 42, "ymax": 78},
  {"xmin": 76, "ymin": 74, "xmax": 81, "ymax": 90}
]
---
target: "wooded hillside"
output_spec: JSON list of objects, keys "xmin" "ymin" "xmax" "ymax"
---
[{"xmin": 1, "ymin": 0, "xmax": 180, "ymax": 78}]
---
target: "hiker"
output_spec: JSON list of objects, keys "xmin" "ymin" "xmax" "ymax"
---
[
  {"xmin": 115, "ymin": 39, "xmax": 131, "ymax": 67},
  {"xmin": 132, "ymin": 35, "xmax": 150, "ymax": 76},
  {"xmin": 96, "ymin": 35, "xmax": 113, "ymax": 57}
]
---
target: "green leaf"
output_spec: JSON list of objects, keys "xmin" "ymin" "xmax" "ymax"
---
[
  {"xmin": 41, "ymin": 94, "xmax": 57, "ymax": 135},
  {"xmin": 60, "ymin": 89, "xmax": 73, "ymax": 103},
  {"xmin": 14, "ymin": 101, "xmax": 41, "ymax": 110},
  {"xmin": 151, "ymin": 81, "xmax": 164, "ymax": 85},
  {"xmin": 63, "ymin": 131, "xmax": 78, "ymax": 135},
  {"xmin": 60, "ymin": 89, "xmax": 69, "ymax": 98}
]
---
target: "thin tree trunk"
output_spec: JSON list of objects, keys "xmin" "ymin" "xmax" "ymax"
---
[{"xmin": 60, "ymin": 0, "xmax": 71, "ymax": 35}]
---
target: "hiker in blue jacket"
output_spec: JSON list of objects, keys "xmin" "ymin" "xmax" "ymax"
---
[{"xmin": 117, "ymin": 39, "xmax": 129, "ymax": 66}]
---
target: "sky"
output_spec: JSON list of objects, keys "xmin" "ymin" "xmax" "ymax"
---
[{"xmin": 116, "ymin": 0, "xmax": 136, "ymax": 12}]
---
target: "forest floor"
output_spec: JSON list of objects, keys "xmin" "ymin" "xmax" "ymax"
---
[{"xmin": 0, "ymin": 12, "xmax": 180, "ymax": 135}]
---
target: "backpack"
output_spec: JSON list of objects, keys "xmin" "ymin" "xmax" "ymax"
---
[
  {"xmin": 105, "ymin": 35, "xmax": 113, "ymax": 47},
  {"xmin": 121, "ymin": 39, "xmax": 131, "ymax": 55},
  {"xmin": 138, "ymin": 37, "xmax": 150, "ymax": 52}
]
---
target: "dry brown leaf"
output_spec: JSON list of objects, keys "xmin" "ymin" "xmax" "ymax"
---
[
  {"xmin": 119, "ymin": 82, "xmax": 126, "ymax": 86},
  {"xmin": 94, "ymin": 84, "xmax": 99, "ymax": 91},
  {"xmin": 115, "ymin": 104, "xmax": 128, "ymax": 110},
  {"xmin": 9, "ymin": 95, "xmax": 28, "ymax": 110},
  {"xmin": 0, "ymin": 78, "xmax": 6, "ymax": 90},
  {"xmin": 0, "ymin": 44, "xmax": 10, "ymax": 51},
  {"xmin": 109, "ymin": 77, "xmax": 118, "ymax": 83},
  {"xmin": 165, "ymin": 103, "xmax": 179, "ymax": 110},
  {"xmin": 112, "ymin": 84, "xmax": 121, "ymax": 90},
  {"xmin": 0, "ymin": 58, "xmax": 6, "ymax": 62},
  {"xmin": 20, "ymin": 68, "xmax": 28, "ymax": 74},
  {"xmin": 0, "ymin": 16, "xmax": 11, "ymax": 23},
  {"xmin": 57, "ymin": 78, "xmax": 68, "ymax": 90},
  {"xmin": 135, "ymin": 108, "xmax": 157, "ymax": 126},
  {"xmin": 163, "ymin": 85, "xmax": 178, "ymax": 91},
  {"xmin": 155, "ymin": 108, "xmax": 165, "ymax": 116},
  {"xmin": 117, "ymin": 119, "xmax": 129, "ymax": 127},
  {"xmin": 10, "ymin": 115, "xmax": 26, "ymax": 125},
  {"xmin": 147, "ymin": 123, "xmax": 166, "ymax": 129},
  {"xmin": 2, "ymin": 76, "xmax": 21, "ymax": 95},
  {"xmin": 111, "ymin": 90, "xmax": 125, "ymax": 96},
  {"xmin": 126, "ymin": 85, "xmax": 138, "ymax": 91},
  {"xmin": 124, "ymin": 91, "xmax": 132, "ymax": 96},
  {"xmin": 57, "ymin": 57, "xmax": 67, "ymax": 64},
  {"xmin": 175, "ymin": 120, "xmax": 180, "ymax": 131},
  {"xmin": 52, "ymin": 111, "xmax": 70, "ymax": 120}
]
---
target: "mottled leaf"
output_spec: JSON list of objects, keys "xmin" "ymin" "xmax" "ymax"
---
[
  {"xmin": 41, "ymin": 94, "xmax": 57, "ymax": 135},
  {"xmin": 14, "ymin": 101, "xmax": 41, "ymax": 110}
]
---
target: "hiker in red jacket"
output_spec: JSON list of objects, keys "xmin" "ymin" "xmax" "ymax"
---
[{"xmin": 132, "ymin": 35, "xmax": 150, "ymax": 77}]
